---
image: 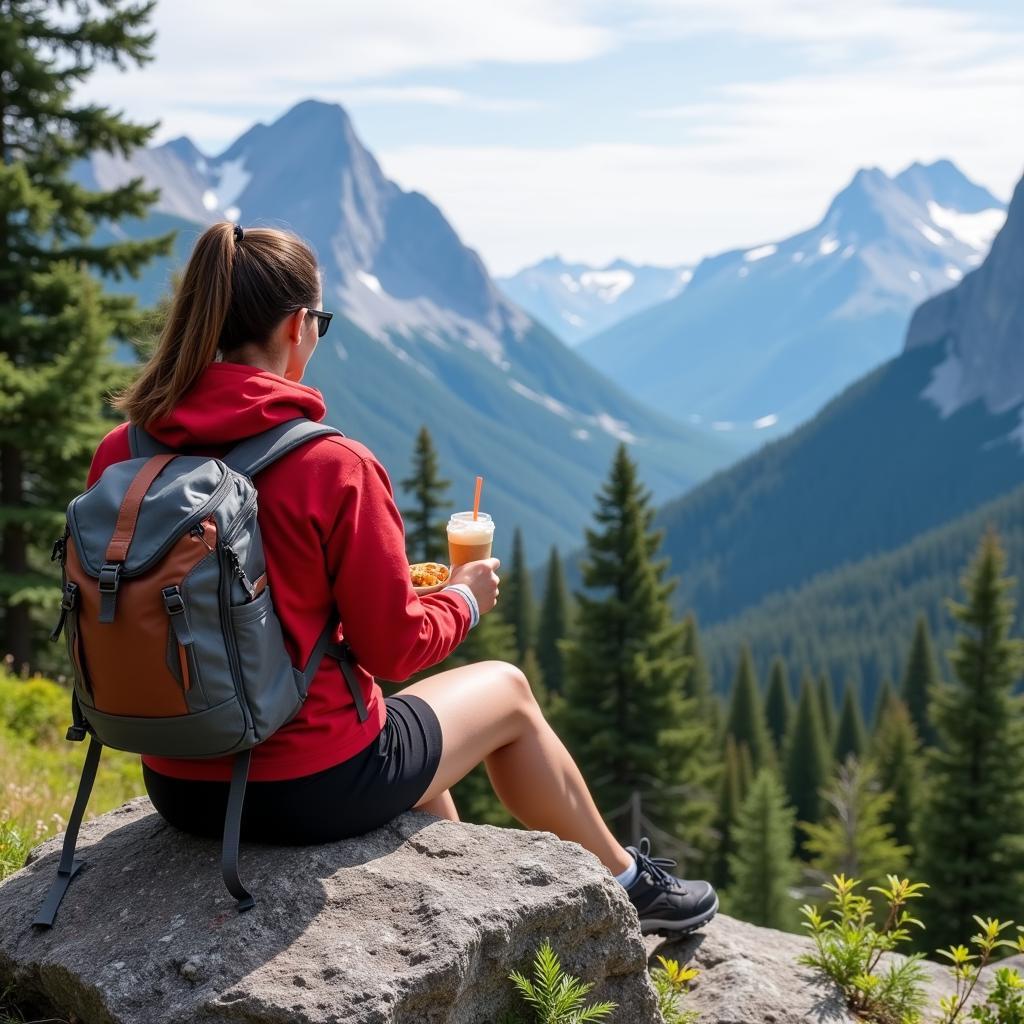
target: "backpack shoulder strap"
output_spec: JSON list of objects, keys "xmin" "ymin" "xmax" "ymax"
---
[
  {"xmin": 222, "ymin": 418, "xmax": 345, "ymax": 479},
  {"xmin": 128, "ymin": 423, "xmax": 174, "ymax": 458}
]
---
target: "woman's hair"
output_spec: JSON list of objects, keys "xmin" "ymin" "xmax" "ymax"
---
[{"xmin": 113, "ymin": 221, "xmax": 321, "ymax": 426}]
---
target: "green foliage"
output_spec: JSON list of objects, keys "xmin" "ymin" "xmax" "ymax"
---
[
  {"xmin": 915, "ymin": 529, "xmax": 1024, "ymax": 948},
  {"xmin": 502, "ymin": 528, "xmax": 536, "ymax": 663},
  {"xmin": 0, "ymin": 668, "xmax": 144, "ymax": 881},
  {"xmin": 803, "ymin": 875, "xmax": 1024, "ymax": 1024},
  {"xmin": 0, "ymin": 0, "xmax": 174, "ymax": 669},
  {"xmin": 901, "ymin": 615, "xmax": 940, "ymax": 747},
  {"xmin": 560, "ymin": 445, "xmax": 714, "ymax": 851},
  {"xmin": 726, "ymin": 769, "xmax": 799, "ymax": 930},
  {"xmin": 711, "ymin": 735, "xmax": 743, "ymax": 888},
  {"xmin": 400, "ymin": 425, "xmax": 452, "ymax": 564},
  {"xmin": 871, "ymin": 697, "xmax": 921, "ymax": 851},
  {"xmin": 802, "ymin": 757, "xmax": 909, "ymax": 891},
  {"xmin": 783, "ymin": 674, "xmax": 832, "ymax": 845},
  {"xmin": 872, "ymin": 678, "xmax": 897, "ymax": 734},
  {"xmin": 701, "ymin": 484, "xmax": 1024, "ymax": 711},
  {"xmin": 799, "ymin": 874, "xmax": 929, "ymax": 1024},
  {"xmin": 834, "ymin": 681, "xmax": 868, "ymax": 762},
  {"xmin": 818, "ymin": 673, "xmax": 837, "ymax": 744},
  {"xmin": 649, "ymin": 956, "xmax": 700, "ymax": 1024},
  {"xmin": 536, "ymin": 547, "xmax": 572, "ymax": 696},
  {"xmin": 937, "ymin": 919, "xmax": 1024, "ymax": 1024},
  {"xmin": 681, "ymin": 614, "xmax": 719, "ymax": 735},
  {"xmin": 723, "ymin": 645, "xmax": 772, "ymax": 771},
  {"xmin": 506, "ymin": 939, "xmax": 617, "ymax": 1023},
  {"xmin": 763, "ymin": 657, "xmax": 792, "ymax": 753}
]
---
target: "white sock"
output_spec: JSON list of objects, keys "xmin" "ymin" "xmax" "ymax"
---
[{"xmin": 614, "ymin": 850, "xmax": 639, "ymax": 888}]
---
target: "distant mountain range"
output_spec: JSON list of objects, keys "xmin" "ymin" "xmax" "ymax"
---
[
  {"xmin": 702, "ymin": 481, "xmax": 1024, "ymax": 713},
  {"xmin": 646, "ymin": 167, "xmax": 1024, "ymax": 630},
  {"xmin": 578, "ymin": 160, "xmax": 1006, "ymax": 449},
  {"xmin": 497, "ymin": 256, "xmax": 692, "ymax": 346},
  {"xmin": 76, "ymin": 99, "xmax": 734, "ymax": 556}
]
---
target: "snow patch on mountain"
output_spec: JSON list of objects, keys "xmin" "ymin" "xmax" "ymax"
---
[
  {"xmin": 927, "ymin": 202, "xmax": 1005, "ymax": 250},
  {"xmin": 744, "ymin": 244, "xmax": 777, "ymax": 262},
  {"xmin": 579, "ymin": 269, "xmax": 635, "ymax": 302},
  {"xmin": 507, "ymin": 379, "xmax": 573, "ymax": 420}
]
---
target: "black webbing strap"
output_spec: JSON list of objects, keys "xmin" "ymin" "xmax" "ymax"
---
[
  {"xmin": 127, "ymin": 423, "xmax": 173, "ymax": 458},
  {"xmin": 302, "ymin": 619, "xmax": 369, "ymax": 723},
  {"xmin": 222, "ymin": 418, "xmax": 344, "ymax": 479},
  {"xmin": 222, "ymin": 748, "xmax": 255, "ymax": 913},
  {"xmin": 33, "ymin": 736, "xmax": 103, "ymax": 928}
]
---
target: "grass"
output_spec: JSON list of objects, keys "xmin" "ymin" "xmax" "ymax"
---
[{"xmin": 0, "ymin": 667, "xmax": 145, "ymax": 883}]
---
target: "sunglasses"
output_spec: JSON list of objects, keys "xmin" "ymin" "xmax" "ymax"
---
[{"xmin": 306, "ymin": 308, "xmax": 334, "ymax": 338}]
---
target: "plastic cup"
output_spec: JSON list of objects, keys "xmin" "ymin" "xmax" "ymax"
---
[{"xmin": 447, "ymin": 511, "xmax": 494, "ymax": 567}]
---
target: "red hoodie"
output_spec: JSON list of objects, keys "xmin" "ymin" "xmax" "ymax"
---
[{"xmin": 85, "ymin": 360, "xmax": 472, "ymax": 782}]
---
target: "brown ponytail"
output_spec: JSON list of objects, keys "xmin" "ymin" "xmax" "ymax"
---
[{"xmin": 114, "ymin": 221, "xmax": 320, "ymax": 426}]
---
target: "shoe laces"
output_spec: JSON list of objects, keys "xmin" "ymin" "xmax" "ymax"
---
[{"xmin": 633, "ymin": 836, "xmax": 686, "ymax": 892}]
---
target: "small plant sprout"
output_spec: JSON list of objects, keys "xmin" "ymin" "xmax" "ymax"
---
[
  {"xmin": 506, "ymin": 938, "xmax": 617, "ymax": 1023},
  {"xmin": 650, "ymin": 955, "xmax": 700, "ymax": 1024}
]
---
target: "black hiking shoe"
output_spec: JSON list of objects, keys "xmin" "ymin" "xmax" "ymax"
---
[{"xmin": 623, "ymin": 837, "xmax": 719, "ymax": 936}]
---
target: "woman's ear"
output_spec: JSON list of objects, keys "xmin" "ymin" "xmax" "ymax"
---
[{"xmin": 287, "ymin": 307, "xmax": 307, "ymax": 346}]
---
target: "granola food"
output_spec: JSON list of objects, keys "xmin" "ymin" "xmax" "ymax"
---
[{"xmin": 409, "ymin": 562, "xmax": 450, "ymax": 588}]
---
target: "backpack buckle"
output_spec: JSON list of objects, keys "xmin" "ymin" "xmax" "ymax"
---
[
  {"xmin": 97, "ymin": 563, "xmax": 122, "ymax": 623},
  {"xmin": 60, "ymin": 582, "xmax": 78, "ymax": 612},
  {"xmin": 161, "ymin": 586, "xmax": 185, "ymax": 616}
]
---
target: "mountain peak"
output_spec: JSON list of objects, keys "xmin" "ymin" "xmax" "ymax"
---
[
  {"xmin": 159, "ymin": 135, "xmax": 207, "ymax": 167},
  {"xmin": 894, "ymin": 158, "xmax": 1001, "ymax": 214}
]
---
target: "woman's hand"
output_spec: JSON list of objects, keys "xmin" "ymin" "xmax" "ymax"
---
[{"xmin": 447, "ymin": 558, "xmax": 501, "ymax": 615}]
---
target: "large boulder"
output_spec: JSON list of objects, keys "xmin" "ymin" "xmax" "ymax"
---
[{"xmin": 0, "ymin": 797, "xmax": 661, "ymax": 1024}]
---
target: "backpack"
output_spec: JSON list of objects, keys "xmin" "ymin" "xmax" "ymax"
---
[{"xmin": 34, "ymin": 416, "xmax": 369, "ymax": 927}]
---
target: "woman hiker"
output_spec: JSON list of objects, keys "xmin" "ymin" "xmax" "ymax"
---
[{"xmin": 87, "ymin": 221, "xmax": 719, "ymax": 937}]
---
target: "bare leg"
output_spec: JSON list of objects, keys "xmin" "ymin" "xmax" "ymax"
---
[
  {"xmin": 415, "ymin": 789, "xmax": 459, "ymax": 822},
  {"xmin": 405, "ymin": 660, "xmax": 633, "ymax": 875}
]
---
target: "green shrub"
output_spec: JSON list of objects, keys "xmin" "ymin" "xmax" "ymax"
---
[
  {"xmin": 801, "ymin": 873, "xmax": 1024, "ymax": 1024},
  {"xmin": 799, "ymin": 873, "xmax": 928, "ymax": 1023}
]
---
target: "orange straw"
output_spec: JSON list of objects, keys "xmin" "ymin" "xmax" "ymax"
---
[{"xmin": 472, "ymin": 476, "xmax": 483, "ymax": 521}]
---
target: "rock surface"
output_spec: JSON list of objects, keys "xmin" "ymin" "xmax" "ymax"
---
[
  {"xmin": 645, "ymin": 913, "xmax": 994, "ymax": 1023},
  {"xmin": 0, "ymin": 798, "xmax": 660, "ymax": 1024}
]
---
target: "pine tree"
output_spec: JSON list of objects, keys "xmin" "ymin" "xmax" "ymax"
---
[
  {"xmin": 817, "ymin": 673, "xmax": 837, "ymax": 744},
  {"xmin": 915, "ymin": 530, "xmax": 1024, "ymax": 948},
  {"xmin": 764, "ymin": 657, "xmax": 793, "ymax": 753},
  {"xmin": 871, "ymin": 696, "xmax": 921, "ymax": 850},
  {"xmin": 834, "ymin": 679, "xmax": 868, "ymax": 762},
  {"xmin": 871, "ymin": 677, "xmax": 897, "ymax": 736},
  {"xmin": 400, "ymin": 426, "xmax": 452, "ymax": 564},
  {"xmin": 0, "ymin": 1, "xmax": 175, "ymax": 668},
  {"xmin": 900, "ymin": 614, "xmax": 941, "ymax": 747},
  {"xmin": 711, "ymin": 735, "xmax": 743, "ymax": 888},
  {"xmin": 726, "ymin": 770, "xmax": 800, "ymax": 931},
  {"xmin": 536, "ymin": 547, "xmax": 572, "ymax": 696},
  {"xmin": 501, "ymin": 527, "xmax": 536, "ymax": 664},
  {"xmin": 560, "ymin": 445, "xmax": 715, "ymax": 852},
  {"xmin": 681, "ymin": 613, "xmax": 719, "ymax": 734},
  {"xmin": 783, "ymin": 673, "xmax": 833, "ymax": 848},
  {"xmin": 724, "ymin": 645, "xmax": 772, "ymax": 771},
  {"xmin": 802, "ymin": 756, "xmax": 910, "ymax": 890}
]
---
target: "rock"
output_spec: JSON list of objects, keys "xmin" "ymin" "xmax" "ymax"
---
[
  {"xmin": 645, "ymin": 913, "xmax": 998, "ymax": 1023},
  {"xmin": 0, "ymin": 797, "xmax": 660, "ymax": 1024}
]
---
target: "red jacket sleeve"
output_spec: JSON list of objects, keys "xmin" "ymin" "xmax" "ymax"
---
[
  {"xmin": 86, "ymin": 423, "xmax": 132, "ymax": 487},
  {"xmin": 325, "ymin": 454, "xmax": 472, "ymax": 681}
]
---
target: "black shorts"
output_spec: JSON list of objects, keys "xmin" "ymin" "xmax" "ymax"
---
[{"xmin": 142, "ymin": 694, "xmax": 443, "ymax": 845}]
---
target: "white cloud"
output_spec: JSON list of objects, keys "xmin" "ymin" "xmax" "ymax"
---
[{"xmin": 77, "ymin": 0, "xmax": 608, "ymax": 149}]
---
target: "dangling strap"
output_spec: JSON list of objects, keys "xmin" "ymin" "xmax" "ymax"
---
[
  {"xmin": 33, "ymin": 736, "xmax": 103, "ymax": 928},
  {"xmin": 301, "ymin": 619, "xmax": 369, "ymax": 723},
  {"xmin": 222, "ymin": 748, "xmax": 255, "ymax": 913}
]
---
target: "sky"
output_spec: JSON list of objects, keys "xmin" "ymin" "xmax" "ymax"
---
[{"xmin": 78, "ymin": 0, "xmax": 1024, "ymax": 277}]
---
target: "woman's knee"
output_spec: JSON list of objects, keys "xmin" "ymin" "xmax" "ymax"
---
[{"xmin": 487, "ymin": 660, "xmax": 539, "ymax": 719}]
